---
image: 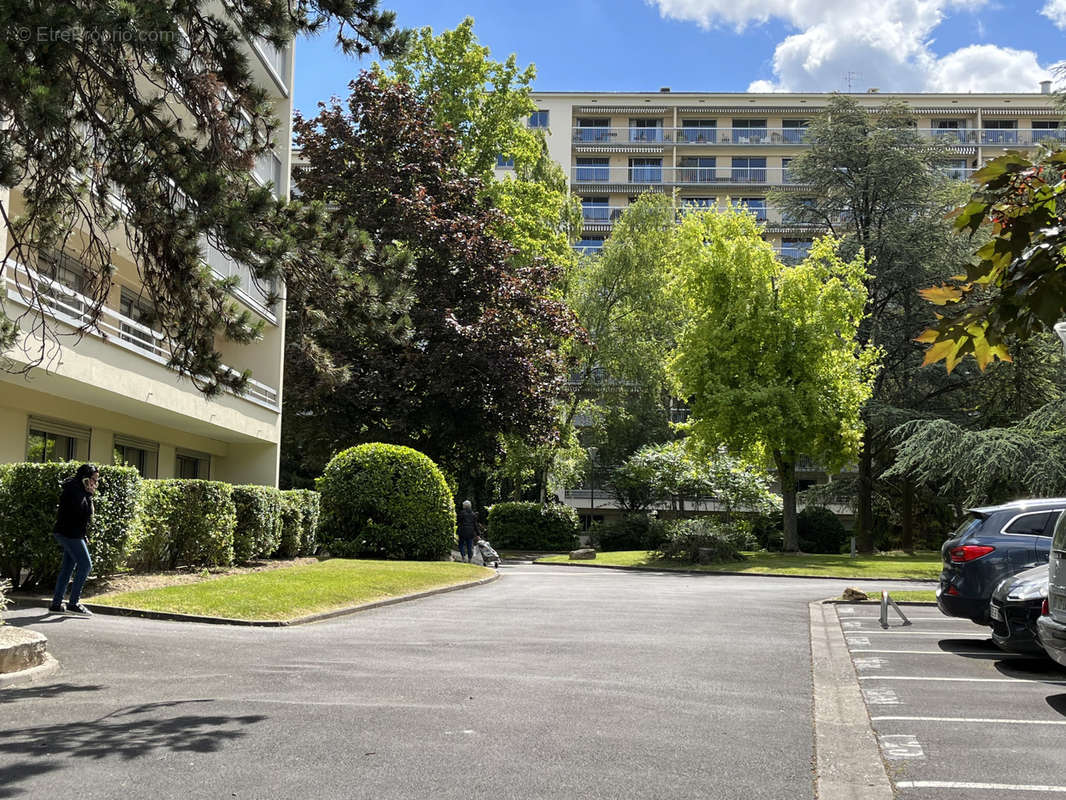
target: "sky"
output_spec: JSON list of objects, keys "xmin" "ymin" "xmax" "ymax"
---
[{"xmin": 293, "ymin": 0, "xmax": 1066, "ymax": 116}]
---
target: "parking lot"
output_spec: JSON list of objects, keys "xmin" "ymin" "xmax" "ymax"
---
[{"xmin": 839, "ymin": 603, "xmax": 1066, "ymax": 798}]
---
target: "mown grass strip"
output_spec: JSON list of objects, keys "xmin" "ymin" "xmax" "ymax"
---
[
  {"xmin": 91, "ymin": 559, "xmax": 493, "ymax": 621},
  {"xmin": 536, "ymin": 550, "xmax": 941, "ymax": 580}
]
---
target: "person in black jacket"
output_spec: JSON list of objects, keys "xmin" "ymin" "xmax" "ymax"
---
[
  {"xmin": 49, "ymin": 463, "xmax": 99, "ymax": 616},
  {"xmin": 457, "ymin": 500, "xmax": 480, "ymax": 563}
]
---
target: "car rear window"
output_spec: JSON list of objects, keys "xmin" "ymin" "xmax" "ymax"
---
[
  {"xmin": 951, "ymin": 514, "xmax": 983, "ymax": 539},
  {"xmin": 1004, "ymin": 512, "xmax": 1054, "ymax": 536}
]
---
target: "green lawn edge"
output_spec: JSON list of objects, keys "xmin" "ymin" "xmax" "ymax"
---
[
  {"xmin": 90, "ymin": 559, "xmax": 494, "ymax": 621},
  {"xmin": 536, "ymin": 550, "xmax": 941, "ymax": 580}
]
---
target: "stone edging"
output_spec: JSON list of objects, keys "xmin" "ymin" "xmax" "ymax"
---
[
  {"xmin": 75, "ymin": 571, "xmax": 500, "ymax": 627},
  {"xmin": 0, "ymin": 652, "xmax": 60, "ymax": 688},
  {"xmin": 530, "ymin": 559, "xmax": 937, "ymax": 583},
  {"xmin": 809, "ymin": 599, "xmax": 894, "ymax": 800}
]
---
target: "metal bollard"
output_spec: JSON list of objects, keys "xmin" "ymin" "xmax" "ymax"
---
[{"xmin": 880, "ymin": 590, "xmax": 912, "ymax": 629}]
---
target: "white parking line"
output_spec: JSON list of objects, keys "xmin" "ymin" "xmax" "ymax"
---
[
  {"xmin": 850, "ymin": 649, "xmax": 1029, "ymax": 657},
  {"xmin": 860, "ymin": 676, "xmax": 1066, "ymax": 684},
  {"xmin": 872, "ymin": 715, "xmax": 1066, "ymax": 726},
  {"xmin": 896, "ymin": 780, "xmax": 1066, "ymax": 793},
  {"xmin": 845, "ymin": 616, "xmax": 974, "ymax": 622},
  {"xmin": 846, "ymin": 631, "xmax": 990, "ymax": 636}
]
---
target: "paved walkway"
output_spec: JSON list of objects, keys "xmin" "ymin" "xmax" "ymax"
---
[{"xmin": 0, "ymin": 565, "xmax": 926, "ymax": 799}]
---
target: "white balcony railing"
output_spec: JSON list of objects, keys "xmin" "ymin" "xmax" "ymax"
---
[
  {"xmin": 251, "ymin": 37, "xmax": 289, "ymax": 86},
  {"xmin": 252, "ymin": 150, "xmax": 284, "ymax": 199},
  {"xmin": 3, "ymin": 260, "xmax": 280, "ymax": 411},
  {"xmin": 572, "ymin": 166, "xmax": 803, "ymax": 186}
]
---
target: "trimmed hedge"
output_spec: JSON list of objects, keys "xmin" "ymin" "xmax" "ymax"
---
[
  {"xmin": 656, "ymin": 517, "xmax": 750, "ymax": 563},
  {"xmin": 127, "ymin": 480, "xmax": 236, "ymax": 570},
  {"xmin": 798, "ymin": 505, "xmax": 848, "ymax": 554},
  {"xmin": 486, "ymin": 502, "xmax": 579, "ymax": 551},
  {"xmin": 591, "ymin": 514, "xmax": 668, "ymax": 552},
  {"xmin": 0, "ymin": 462, "xmax": 142, "ymax": 589},
  {"xmin": 276, "ymin": 489, "xmax": 321, "ymax": 558},
  {"xmin": 232, "ymin": 485, "xmax": 283, "ymax": 563},
  {"xmin": 317, "ymin": 444, "xmax": 454, "ymax": 560}
]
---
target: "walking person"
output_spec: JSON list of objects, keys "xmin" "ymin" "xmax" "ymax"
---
[
  {"xmin": 49, "ymin": 463, "xmax": 98, "ymax": 616},
  {"xmin": 457, "ymin": 500, "xmax": 480, "ymax": 563}
]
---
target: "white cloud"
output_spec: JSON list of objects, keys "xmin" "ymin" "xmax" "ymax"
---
[
  {"xmin": 646, "ymin": 0, "xmax": 1054, "ymax": 93},
  {"xmin": 1042, "ymin": 0, "xmax": 1066, "ymax": 29}
]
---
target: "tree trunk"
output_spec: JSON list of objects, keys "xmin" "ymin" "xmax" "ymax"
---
[
  {"xmin": 901, "ymin": 477, "xmax": 915, "ymax": 555},
  {"xmin": 775, "ymin": 449, "xmax": 799, "ymax": 552},
  {"xmin": 856, "ymin": 429, "xmax": 875, "ymax": 554}
]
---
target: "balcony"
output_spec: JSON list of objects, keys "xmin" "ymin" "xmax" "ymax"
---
[
  {"xmin": 3, "ymin": 260, "xmax": 279, "ymax": 410},
  {"xmin": 249, "ymin": 36, "xmax": 290, "ymax": 95},
  {"xmin": 252, "ymin": 150, "xmax": 284, "ymax": 199},
  {"xmin": 581, "ymin": 205, "xmax": 627, "ymax": 226},
  {"xmin": 570, "ymin": 127, "xmax": 1066, "ymax": 148},
  {"xmin": 571, "ymin": 166, "xmax": 800, "ymax": 187}
]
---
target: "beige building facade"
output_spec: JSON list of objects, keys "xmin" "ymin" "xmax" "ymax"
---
[
  {"xmin": 515, "ymin": 88, "xmax": 1063, "ymax": 258},
  {"xmin": 0, "ymin": 35, "xmax": 293, "ymax": 486}
]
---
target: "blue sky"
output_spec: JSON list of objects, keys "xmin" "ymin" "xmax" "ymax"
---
[{"xmin": 293, "ymin": 0, "xmax": 1066, "ymax": 116}]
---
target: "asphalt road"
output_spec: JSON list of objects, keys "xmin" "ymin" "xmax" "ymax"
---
[{"xmin": 1, "ymin": 565, "xmax": 925, "ymax": 800}]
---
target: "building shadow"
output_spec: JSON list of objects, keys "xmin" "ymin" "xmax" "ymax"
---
[{"xmin": 0, "ymin": 697, "xmax": 267, "ymax": 797}]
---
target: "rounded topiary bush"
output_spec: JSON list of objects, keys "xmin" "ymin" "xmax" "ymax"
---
[
  {"xmin": 798, "ymin": 505, "xmax": 847, "ymax": 554},
  {"xmin": 316, "ymin": 444, "xmax": 454, "ymax": 560}
]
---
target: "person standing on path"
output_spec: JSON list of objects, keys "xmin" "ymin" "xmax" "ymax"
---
[
  {"xmin": 457, "ymin": 500, "xmax": 480, "ymax": 563},
  {"xmin": 49, "ymin": 463, "xmax": 99, "ymax": 616}
]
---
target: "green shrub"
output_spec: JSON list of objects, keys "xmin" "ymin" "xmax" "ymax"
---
[
  {"xmin": 275, "ymin": 490, "xmax": 320, "ymax": 558},
  {"xmin": 127, "ymin": 480, "xmax": 235, "ymax": 570},
  {"xmin": 750, "ymin": 511, "xmax": 784, "ymax": 552},
  {"xmin": 656, "ymin": 517, "xmax": 748, "ymax": 564},
  {"xmin": 231, "ymin": 485, "xmax": 283, "ymax": 563},
  {"xmin": 591, "ymin": 515, "xmax": 668, "ymax": 552},
  {"xmin": 316, "ymin": 444, "xmax": 454, "ymax": 560},
  {"xmin": 293, "ymin": 490, "xmax": 320, "ymax": 556},
  {"xmin": 0, "ymin": 462, "xmax": 141, "ymax": 588},
  {"xmin": 798, "ymin": 505, "xmax": 847, "ymax": 554},
  {"xmin": 486, "ymin": 502, "xmax": 579, "ymax": 551}
]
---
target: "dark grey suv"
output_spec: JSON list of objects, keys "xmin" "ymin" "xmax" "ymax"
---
[{"xmin": 938, "ymin": 499, "xmax": 1065, "ymax": 624}]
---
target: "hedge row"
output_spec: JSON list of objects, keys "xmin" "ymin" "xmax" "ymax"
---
[
  {"xmin": 0, "ymin": 462, "xmax": 320, "ymax": 588},
  {"xmin": 486, "ymin": 502, "xmax": 579, "ymax": 551}
]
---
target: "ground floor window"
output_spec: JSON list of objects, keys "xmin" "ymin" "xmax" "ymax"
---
[
  {"xmin": 26, "ymin": 417, "xmax": 90, "ymax": 463},
  {"xmin": 114, "ymin": 435, "xmax": 159, "ymax": 478},
  {"xmin": 175, "ymin": 449, "xmax": 211, "ymax": 479}
]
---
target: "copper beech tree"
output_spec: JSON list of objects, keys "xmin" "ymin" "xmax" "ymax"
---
[{"xmin": 283, "ymin": 74, "xmax": 581, "ymax": 482}]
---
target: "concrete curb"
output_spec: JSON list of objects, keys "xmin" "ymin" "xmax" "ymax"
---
[
  {"xmin": 530, "ymin": 560, "xmax": 937, "ymax": 583},
  {"xmin": 0, "ymin": 652, "xmax": 60, "ymax": 688},
  {"xmin": 70, "ymin": 572, "xmax": 500, "ymax": 627},
  {"xmin": 809, "ymin": 599, "xmax": 894, "ymax": 800}
]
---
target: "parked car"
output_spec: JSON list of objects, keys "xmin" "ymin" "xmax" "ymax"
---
[
  {"xmin": 1037, "ymin": 511, "xmax": 1066, "ymax": 668},
  {"xmin": 938, "ymin": 498, "xmax": 1065, "ymax": 624},
  {"xmin": 989, "ymin": 563, "xmax": 1049, "ymax": 654}
]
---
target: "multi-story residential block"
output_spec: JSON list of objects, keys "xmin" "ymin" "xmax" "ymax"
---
[
  {"xmin": 509, "ymin": 86, "xmax": 1063, "ymax": 259},
  {"xmin": 0, "ymin": 35, "xmax": 293, "ymax": 486},
  {"xmin": 519, "ymin": 86, "xmax": 1062, "ymax": 524}
]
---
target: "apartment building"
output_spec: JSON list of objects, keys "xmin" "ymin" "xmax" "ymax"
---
[
  {"xmin": 0, "ymin": 35, "xmax": 293, "ymax": 486},
  {"xmin": 518, "ymin": 86, "xmax": 1063, "ymax": 524},
  {"xmin": 512, "ymin": 86, "xmax": 1063, "ymax": 259}
]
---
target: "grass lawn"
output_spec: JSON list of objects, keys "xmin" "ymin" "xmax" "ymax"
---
[
  {"xmin": 536, "ymin": 550, "xmax": 941, "ymax": 580},
  {"xmin": 91, "ymin": 559, "xmax": 493, "ymax": 621}
]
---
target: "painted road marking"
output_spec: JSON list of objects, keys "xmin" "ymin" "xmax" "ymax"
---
[
  {"xmin": 853, "ymin": 657, "xmax": 888, "ymax": 670},
  {"xmin": 846, "ymin": 631, "xmax": 989, "ymax": 637},
  {"xmin": 860, "ymin": 676, "xmax": 1066, "ymax": 685},
  {"xmin": 848, "ymin": 636, "xmax": 871, "ymax": 646},
  {"xmin": 878, "ymin": 734, "xmax": 924, "ymax": 759},
  {"xmin": 872, "ymin": 715, "xmax": 1066, "ymax": 726},
  {"xmin": 849, "ymin": 649, "xmax": 1027, "ymax": 658},
  {"xmin": 863, "ymin": 687, "xmax": 901, "ymax": 705},
  {"xmin": 844, "ymin": 616, "xmax": 973, "ymax": 622},
  {"xmin": 838, "ymin": 607, "xmax": 855, "ymax": 614},
  {"xmin": 896, "ymin": 781, "xmax": 1066, "ymax": 792},
  {"xmin": 841, "ymin": 620, "xmax": 863, "ymax": 628}
]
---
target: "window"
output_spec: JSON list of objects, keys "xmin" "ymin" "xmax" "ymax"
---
[
  {"xmin": 679, "ymin": 120, "xmax": 716, "ymax": 143},
  {"xmin": 628, "ymin": 158, "xmax": 662, "ymax": 183},
  {"xmin": 782, "ymin": 157, "xmax": 795, "ymax": 184},
  {"xmin": 528, "ymin": 110, "xmax": 549, "ymax": 128},
  {"xmin": 114, "ymin": 435, "xmax": 159, "ymax": 479},
  {"xmin": 175, "ymin": 450, "xmax": 211, "ymax": 479},
  {"xmin": 732, "ymin": 157, "xmax": 766, "ymax": 183},
  {"xmin": 731, "ymin": 119, "xmax": 768, "ymax": 143},
  {"xmin": 576, "ymin": 236, "xmax": 605, "ymax": 255},
  {"xmin": 982, "ymin": 120, "xmax": 1018, "ymax": 145},
  {"xmin": 496, "ymin": 154, "xmax": 515, "ymax": 168},
  {"xmin": 944, "ymin": 159, "xmax": 969, "ymax": 181},
  {"xmin": 780, "ymin": 237, "xmax": 813, "ymax": 262},
  {"xmin": 1004, "ymin": 512, "xmax": 1055, "ymax": 536},
  {"xmin": 581, "ymin": 197, "xmax": 610, "ymax": 222},
  {"xmin": 575, "ymin": 158, "xmax": 610, "ymax": 182},
  {"xmin": 26, "ymin": 418, "xmax": 90, "ymax": 463},
  {"xmin": 576, "ymin": 118, "xmax": 611, "ymax": 143},
  {"xmin": 782, "ymin": 119, "xmax": 808, "ymax": 144},
  {"xmin": 118, "ymin": 287, "xmax": 159, "ymax": 353},
  {"xmin": 1033, "ymin": 121, "xmax": 1062, "ymax": 143},
  {"xmin": 629, "ymin": 118, "xmax": 663, "ymax": 143},
  {"xmin": 931, "ymin": 119, "xmax": 967, "ymax": 143},
  {"xmin": 36, "ymin": 249, "xmax": 88, "ymax": 317},
  {"xmin": 681, "ymin": 197, "xmax": 716, "ymax": 209},
  {"xmin": 734, "ymin": 197, "xmax": 767, "ymax": 221},
  {"xmin": 678, "ymin": 156, "xmax": 716, "ymax": 183}
]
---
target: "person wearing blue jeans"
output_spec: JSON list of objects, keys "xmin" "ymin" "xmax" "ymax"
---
[{"xmin": 50, "ymin": 463, "xmax": 98, "ymax": 616}]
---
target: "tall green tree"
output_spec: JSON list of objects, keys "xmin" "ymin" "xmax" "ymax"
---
[
  {"xmin": 0, "ymin": 0, "xmax": 408, "ymax": 393},
  {"xmin": 770, "ymin": 94, "xmax": 969, "ymax": 552},
  {"xmin": 668, "ymin": 209, "xmax": 878, "ymax": 551}
]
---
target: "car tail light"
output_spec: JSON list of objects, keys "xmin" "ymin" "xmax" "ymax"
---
[
  {"xmin": 1042, "ymin": 598, "xmax": 1050, "ymax": 616},
  {"xmin": 949, "ymin": 545, "xmax": 995, "ymax": 563},
  {"xmin": 946, "ymin": 586, "xmax": 960, "ymax": 595}
]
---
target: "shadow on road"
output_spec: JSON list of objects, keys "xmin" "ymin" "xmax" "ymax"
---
[
  {"xmin": 1045, "ymin": 693, "xmax": 1066, "ymax": 718},
  {"xmin": 0, "ymin": 682, "xmax": 105, "ymax": 705},
  {"xmin": 0, "ymin": 697, "xmax": 267, "ymax": 797},
  {"xmin": 936, "ymin": 638, "xmax": 998, "ymax": 657},
  {"xmin": 994, "ymin": 658, "xmax": 1066, "ymax": 681}
]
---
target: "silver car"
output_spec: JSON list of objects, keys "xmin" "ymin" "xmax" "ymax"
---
[{"xmin": 1037, "ymin": 511, "xmax": 1066, "ymax": 666}]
